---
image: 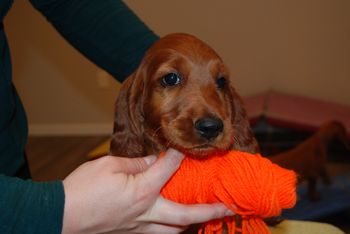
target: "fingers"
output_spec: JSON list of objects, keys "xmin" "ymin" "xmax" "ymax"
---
[
  {"xmin": 140, "ymin": 196, "xmax": 234, "ymax": 226},
  {"xmin": 142, "ymin": 148, "xmax": 184, "ymax": 191},
  {"xmin": 102, "ymin": 148, "xmax": 182, "ymax": 179},
  {"xmin": 138, "ymin": 148, "xmax": 234, "ymax": 226}
]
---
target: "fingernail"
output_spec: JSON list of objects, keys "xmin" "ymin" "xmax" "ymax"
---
[
  {"xmin": 165, "ymin": 148, "xmax": 185, "ymax": 169},
  {"xmin": 144, "ymin": 155, "xmax": 157, "ymax": 166},
  {"xmin": 225, "ymin": 204, "xmax": 237, "ymax": 216},
  {"xmin": 167, "ymin": 148, "xmax": 184, "ymax": 158},
  {"xmin": 225, "ymin": 209, "xmax": 235, "ymax": 216}
]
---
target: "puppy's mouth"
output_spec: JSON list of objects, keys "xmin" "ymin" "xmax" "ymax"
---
[
  {"xmin": 194, "ymin": 144, "xmax": 210, "ymax": 148},
  {"xmin": 173, "ymin": 143, "xmax": 228, "ymax": 158}
]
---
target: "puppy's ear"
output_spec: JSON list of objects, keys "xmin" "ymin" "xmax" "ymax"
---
[
  {"xmin": 110, "ymin": 71, "xmax": 146, "ymax": 157},
  {"xmin": 229, "ymin": 87, "xmax": 260, "ymax": 154}
]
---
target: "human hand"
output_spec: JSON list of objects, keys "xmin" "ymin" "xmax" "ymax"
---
[{"xmin": 62, "ymin": 149, "xmax": 233, "ymax": 234}]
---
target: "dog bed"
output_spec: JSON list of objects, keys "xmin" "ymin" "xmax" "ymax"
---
[{"xmin": 244, "ymin": 90, "xmax": 350, "ymax": 135}]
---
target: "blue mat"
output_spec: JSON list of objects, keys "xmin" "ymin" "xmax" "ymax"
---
[{"xmin": 282, "ymin": 172, "xmax": 350, "ymax": 220}]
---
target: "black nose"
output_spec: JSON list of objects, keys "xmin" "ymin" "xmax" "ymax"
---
[{"xmin": 194, "ymin": 117, "xmax": 224, "ymax": 140}]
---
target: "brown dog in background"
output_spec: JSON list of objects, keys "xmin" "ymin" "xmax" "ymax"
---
[
  {"xmin": 110, "ymin": 33, "xmax": 258, "ymax": 158},
  {"xmin": 269, "ymin": 120, "xmax": 350, "ymax": 201}
]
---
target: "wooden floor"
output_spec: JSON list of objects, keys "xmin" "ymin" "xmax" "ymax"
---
[
  {"xmin": 26, "ymin": 135, "xmax": 109, "ymax": 181},
  {"xmin": 27, "ymin": 135, "xmax": 350, "ymax": 181}
]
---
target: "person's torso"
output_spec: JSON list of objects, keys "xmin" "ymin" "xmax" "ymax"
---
[
  {"xmin": 0, "ymin": 0, "xmax": 13, "ymax": 22},
  {"xmin": 0, "ymin": 0, "xmax": 28, "ymax": 176}
]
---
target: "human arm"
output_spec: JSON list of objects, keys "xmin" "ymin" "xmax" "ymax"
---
[
  {"xmin": 28, "ymin": 0, "xmax": 159, "ymax": 82},
  {"xmin": 0, "ymin": 149, "xmax": 231, "ymax": 234},
  {"xmin": 0, "ymin": 175, "xmax": 64, "ymax": 234},
  {"xmin": 62, "ymin": 149, "xmax": 233, "ymax": 234}
]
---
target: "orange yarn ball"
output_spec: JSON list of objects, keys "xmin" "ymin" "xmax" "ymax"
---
[{"xmin": 160, "ymin": 151, "xmax": 297, "ymax": 234}]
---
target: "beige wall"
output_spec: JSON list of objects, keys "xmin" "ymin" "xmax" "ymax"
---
[{"xmin": 5, "ymin": 0, "xmax": 350, "ymax": 135}]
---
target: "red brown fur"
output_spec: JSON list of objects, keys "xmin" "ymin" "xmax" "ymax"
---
[
  {"xmin": 110, "ymin": 33, "xmax": 259, "ymax": 158},
  {"xmin": 269, "ymin": 120, "xmax": 350, "ymax": 201}
]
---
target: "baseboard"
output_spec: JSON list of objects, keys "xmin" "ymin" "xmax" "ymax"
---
[{"xmin": 29, "ymin": 123, "xmax": 113, "ymax": 136}]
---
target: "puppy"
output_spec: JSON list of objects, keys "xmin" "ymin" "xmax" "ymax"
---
[
  {"xmin": 110, "ymin": 33, "xmax": 258, "ymax": 158},
  {"xmin": 109, "ymin": 33, "xmax": 260, "ymax": 234}
]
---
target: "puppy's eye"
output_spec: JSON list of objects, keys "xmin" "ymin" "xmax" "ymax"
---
[
  {"xmin": 216, "ymin": 76, "xmax": 226, "ymax": 89},
  {"xmin": 161, "ymin": 73, "xmax": 181, "ymax": 86}
]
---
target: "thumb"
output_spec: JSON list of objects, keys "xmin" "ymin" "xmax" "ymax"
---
[
  {"xmin": 109, "ymin": 155, "xmax": 158, "ymax": 174},
  {"xmin": 142, "ymin": 148, "xmax": 184, "ymax": 191}
]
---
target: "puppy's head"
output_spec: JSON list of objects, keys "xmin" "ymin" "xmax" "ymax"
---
[
  {"xmin": 319, "ymin": 120, "xmax": 350, "ymax": 150},
  {"xmin": 111, "ymin": 33, "xmax": 258, "ymax": 157}
]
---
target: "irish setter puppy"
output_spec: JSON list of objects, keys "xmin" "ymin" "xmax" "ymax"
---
[
  {"xmin": 269, "ymin": 120, "xmax": 350, "ymax": 201},
  {"xmin": 110, "ymin": 33, "xmax": 258, "ymax": 158}
]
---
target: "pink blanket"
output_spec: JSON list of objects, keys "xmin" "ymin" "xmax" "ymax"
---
[{"xmin": 244, "ymin": 90, "xmax": 350, "ymax": 136}]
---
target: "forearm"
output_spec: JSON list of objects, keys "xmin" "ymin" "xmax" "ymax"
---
[
  {"xmin": 0, "ymin": 175, "xmax": 64, "ymax": 234},
  {"xmin": 29, "ymin": 0, "xmax": 159, "ymax": 82}
]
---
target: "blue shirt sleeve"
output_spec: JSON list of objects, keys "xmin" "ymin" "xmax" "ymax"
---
[
  {"xmin": 1, "ymin": 1, "xmax": 159, "ymax": 233},
  {"xmin": 0, "ymin": 175, "xmax": 64, "ymax": 234},
  {"xmin": 29, "ymin": 0, "xmax": 159, "ymax": 82}
]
